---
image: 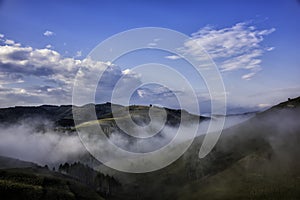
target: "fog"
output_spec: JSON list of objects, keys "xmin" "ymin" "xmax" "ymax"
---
[
  {"xmin": 212, "ymin": 108, "xmax": 300, "ymax": 174},
  {"xmin": 262, "ymin": 108, "xmax": 300, "ymax": 170},
  {"xmin": 0, "ymin": 113, "xmax": 255, "ymax": 166},
  {"xmin": 108, "ymin": 113, "xmax": 255, "ymax": 153},
  {"xmin": 0, "ymin": 121, "xmax": 87, "ymax": 166}
]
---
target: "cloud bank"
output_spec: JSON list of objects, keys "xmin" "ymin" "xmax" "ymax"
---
[
  {"xmin": 0, "ymin": 36, "xmax": 142, "ymax": 107},
  {"xmin": 0, "ymin": 35, "xmax": 195, "ymax": 110},
  {"xmin": 0, "ymin": 121, "xmax": 86, "ymax": 165}
]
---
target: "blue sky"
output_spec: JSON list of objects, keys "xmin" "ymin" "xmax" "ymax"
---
[{"xmin": 0, "ymin": 0, "xmax": 300, "ymax": 113}]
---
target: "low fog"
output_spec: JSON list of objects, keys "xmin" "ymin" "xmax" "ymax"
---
[
  {"xmin": 0, "ymin": 112, "xmax": 266, "ymax": 167},
  {"xmin": 211, "ymin": 107, "xmax": 300, "ymax": 174},
  {"xmin": 0, "ymin": 120, "xmax": 87, "ymax": 165},
  {"xmin": 108, "ymin": 113, "xmax": 255, "ymax": 153}
]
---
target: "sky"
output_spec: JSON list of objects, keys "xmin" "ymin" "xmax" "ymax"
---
[{"xmin": 0, "ymin": 0, "xmax": 300, "ymax": 114}]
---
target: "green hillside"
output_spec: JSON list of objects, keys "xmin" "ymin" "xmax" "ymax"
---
[
  {"xmin": 0, "ymin": 167, "xmax": 105, "ymax": 200},
  {"xmin": 96, "ymin": 97, "xmax": 300, "ymax": 200}
]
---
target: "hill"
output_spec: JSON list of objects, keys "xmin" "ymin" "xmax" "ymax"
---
[
  {"xmin": 95, "ymin": 96, "xmax": 300, "ymax": 199},
  {"xmin": 0, "ymin": 167, "xmax": 105, "ymax": 200},
  {"xmin": 0, "ymin": 103, "xmax": 208, "ymax": 130},
  {"xmin": 0, "ymin": 156, "xmax": 39, "ymax": 170},
  {"xmin": 0, "ymin": 97, "xmax": 299, "ymax": 199},
  {"xmin": 0, "ymin": 158, "xmax": 121, "ymax": 200}
]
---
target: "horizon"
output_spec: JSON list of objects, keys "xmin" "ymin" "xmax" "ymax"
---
[{"xmin": 3, "ymin": 96, "xmax": 299, "ymax": 116}]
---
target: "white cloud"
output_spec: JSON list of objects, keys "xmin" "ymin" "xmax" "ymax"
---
[
  {"xmin": 147, "ymin": 42, "xmax": 157, "ymax": 47},
  {"xmin": 241, "ymin": 72, "xmax": 256, "ymax": 80},
  {"xmin": 14, "ymin": 43, "xmax": 21, "ymax": 47},
  {"xmin": 184, "ymin": 22, "xmax": 275, "ymax": 79},
  {"xmin": 122, "ymin": 69, "xmax": 132, "ymax": 75},
  {"xmin": 43, "ymin": 30, "xmax": 54, "ymax": 37},
  {"xmin": 4, "ymin": 39, "xmax": 15, "ymax": 45},
  {"xmin": 165, "ymin": 55, "xmax": 182, "ymax": 60},
  {"xmin": 0, "ymin": 41, "xmax": 145, "ymax": 107},
  {"xmin": 3, "ymin": 38, "xmax": 21, "ymax": 47},
  {"xmin": 45, "ymin": 44, "xmax": 52, "ymax": 49},
  {"xmin": 137, "ymin": 89, "xmax": 145, "ymax": 98},
  {"xmin": 147, "ymin": 38, "xmax": 161, "ymax": 47},
  {"xmin": 222, "ymin": 49, "xmax": 263, "ymax": 71},
  {"xmin": 0, "ymin": 45, "xmax": 77, "ymax": 106},
  {"xmin": 0, "ymin": 34, "xmax": 4, "ymax": 38}
]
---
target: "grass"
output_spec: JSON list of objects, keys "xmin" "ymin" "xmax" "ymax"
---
[
  {"xmin": 177, "ymin": 151, "xmax": 300, "ymax": 200},
  {"xmin": 0, "ymin": 168, "xmax": 104, "ymax": 200},
  {"xmin": 98, "ymin": 105, "xmax": 300, "ymax": 200}
]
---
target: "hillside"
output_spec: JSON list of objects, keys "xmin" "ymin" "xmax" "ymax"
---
[
  {"xmin": 0, "ymin": 97, "xmax": 299, "ymax": 199},
  {"xmin": 0, "ymin": 156, "xmax": 39, "ymax": 170},
  {"xmin": 0, "ymin": 103, "xmax": 117, "ymax": 128},
  {"xmin": 0, "ymin": 158, "xmax": 121, "ymax": 200},
  {"xmin": 0, "ymin": 103, "xmax": 207, "ymax": 130},
  {"xmin": 0, "ymin": 167, "xmax": 105, "ymax": 200},
  {"xmin": 95, "ymin": 96, "xmax": 300, "ymax": 199}
]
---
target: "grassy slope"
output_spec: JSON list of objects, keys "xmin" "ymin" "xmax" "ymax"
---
[
  {"xmin": 0, "ymin": 167, "xmax": 105, "ymax": 200},
  {"xmin": 178, "ymin": 150, "xmax": 300, "ymax": 200},
  {"xmin": 101, "ymin": 97, "xmax": 300, "ymax": 200},
  {"xmin": 75, "ymin": 105, "xmax": 204, "ymax": 128},
  {"xmin": 0, "ymin": 156, "xmax": 39, "ymax": 169}
]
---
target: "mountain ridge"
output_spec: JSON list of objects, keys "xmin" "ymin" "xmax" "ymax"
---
[{"xmin": 0, "ymin": 102, "xmax": 209, "ymax": 129}]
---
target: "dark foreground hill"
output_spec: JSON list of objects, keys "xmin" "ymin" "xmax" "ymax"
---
[
  {"xmin": 0, "ymin": 156, "xmax": 121, "ymax": 200},
  {"xmin": 0, "ymin": 167, "xmax": 105, "ymax": 200}
]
